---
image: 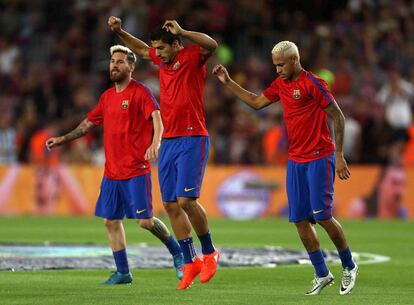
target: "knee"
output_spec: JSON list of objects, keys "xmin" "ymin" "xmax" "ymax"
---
[
  {"xmin": 163, "ymin": 202, "xmax": 182, "ymax": 218},
  {"xmin": 137, "ymin": 218, "xmax": 154, "ymax": 230},
  {"xmin": 104, "ymin": 219, "xmax": 121, "ymax": 232},
  {"xmin": 317, "ymin": 218, "xmax": 344, "ymax": 240},
  {"xmin": 316, "ymin": 218, "xmax": 329, "ymax": 225},
  {"xmin": 294, "ymin": 221, "xmax": 311, "ymax": 234},
  {"xmin": 316, "ymin": 218, "xmax": 335, "ymax": 230},
  {"xmin": 177, "ymin": 198, "xmax": 197, "ymax": 214}
]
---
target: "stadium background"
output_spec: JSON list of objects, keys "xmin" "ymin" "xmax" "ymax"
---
[
  {"xmin": 0, "ymin": 0, "xmax": 413, "ymax": 218},
  {"xmin": 0, "ymin": 1, "xmax": 414, "ymax": 304}
]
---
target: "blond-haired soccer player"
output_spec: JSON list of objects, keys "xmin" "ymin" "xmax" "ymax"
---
[
  {"xmin": 46, "ymin": 45, "xmax": 184, "ymax": 284},
  {"xmin": 213, "ymin": 41, "xmax": 358, "ymax": 295}
]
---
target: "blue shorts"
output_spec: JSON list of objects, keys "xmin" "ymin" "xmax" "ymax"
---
[
  {"xmin": 158, "ymin": 136, "xmax": 210, "ymax": 202},
  {"xmin": 95, "ymin": 173, "xmax": 153, "ymax": 220},
  {"xmin": 286, "ymin": 153, "xmax": 335, "ymax": 223}
]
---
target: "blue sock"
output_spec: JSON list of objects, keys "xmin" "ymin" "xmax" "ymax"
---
[
  {"xmin": 164, "ymin": 235, "xmax": 182, "ymax": 257},
  {"xmin": 338, "ymin": 247, "xmax": 355, "ymax": 270},
  {"xmin": 178, "ymin": 237, "xmax": 197, "ymax": 264},
  {"xmin": 198, "ymin": 231, "xmax": 215, "ymax": 255},
  {"xmin": 308, "ymin": 249, "xmax": 329, "ymax": 277},
  {"xmin": 113, "ymin": 249, "xmax": 129, "ymax": 274}
]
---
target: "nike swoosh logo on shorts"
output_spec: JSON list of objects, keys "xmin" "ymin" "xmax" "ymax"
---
[
  {"xmin": 136, "ymin": 209, "xmax": 146, "ymax": 214},
  {"xmin": 312, "ymin": 209, "xmax": 324, "ymax": 214},
  {"xmin": 184, "ymin": 187, "xmax": 196, "ymax": 192}
]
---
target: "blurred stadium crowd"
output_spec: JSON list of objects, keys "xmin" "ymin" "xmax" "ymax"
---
[{"xmin": 1, "ymin": 0, "xmax": 414, "ymax": 166}]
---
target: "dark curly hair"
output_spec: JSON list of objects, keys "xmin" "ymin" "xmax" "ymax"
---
[{"xmin": 150, "ymin": 25, "xmax": 182, "ymax": 45}]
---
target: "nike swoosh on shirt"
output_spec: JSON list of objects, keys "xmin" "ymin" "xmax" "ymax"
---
[{"xmin": 184, "ymin": 187, "xmax": 196, "ymax": 192}]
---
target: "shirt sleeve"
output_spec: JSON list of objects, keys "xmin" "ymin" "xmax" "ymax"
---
[
  {"xmin": 307, "ymin": 74, "xmax": 335, "ymax": 108},
  {"xmin": 87, "ymin": 95, "xmax": 104, "ymax": 126},
  {"xmin": 187, "ymin": 44, "xmax": 210, "ymax": 66},
  {"xmin": 262, "ymin": 79, "xmax": 280, "ymax": 103},
  {"xmin": 148, "ymin": 48, "xmax": 161, "ymax": 66},
  {"xmin": 139, "ymin": 86, "xmax": 160, "ymax": 120}
]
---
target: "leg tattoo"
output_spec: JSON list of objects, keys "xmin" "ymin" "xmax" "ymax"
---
[{"xmin": 149, "ymin": 217, "xmax": 171, "ymax": 243}]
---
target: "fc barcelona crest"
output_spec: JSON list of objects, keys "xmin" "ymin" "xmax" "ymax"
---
[
  {"xmin": 121, "ymin": 100, "xmax": 129, "ymax": 109},
  {"xmin": 292, "ymin": 89, "xmax": 301, "ymax": 100}
]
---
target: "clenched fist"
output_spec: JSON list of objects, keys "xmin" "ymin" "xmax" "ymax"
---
[{"xmin": 108, "ymin": 16, "xmax": 122, "ymax": 32}]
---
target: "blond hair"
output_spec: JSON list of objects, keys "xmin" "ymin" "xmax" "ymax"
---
[
  {"xmin": 271, "ymin": 41, "xmax": 299, "ymax": 58},
  {"xmin": 110, "ymin": 45, "xmax": 136, "ymax": 64}
]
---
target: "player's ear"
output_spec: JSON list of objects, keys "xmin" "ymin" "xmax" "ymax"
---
[{"xmin": 290, "ymin": 55, "xmax": 299, "ymax": 65}]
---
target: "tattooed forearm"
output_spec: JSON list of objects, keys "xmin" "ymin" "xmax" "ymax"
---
[
  {"xmin": 62, "ymin": 118, "xmax": 95, "ymax": 143},
  {"xmin": 324, "ymin": 101, "xmax": 346, "ymax": 153},
  {"xmin": 63, "ymin": 128, "xmax": 86, "ymax": 142},
  {"xmin": 148, "ymin": 217, "xmax": 171, "ymax": 243},
  {"xmin": 331, "ymin": 110, "xmax": 345, "ymax": 153}
]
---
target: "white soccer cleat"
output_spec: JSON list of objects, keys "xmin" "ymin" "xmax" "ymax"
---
[
  {"xmin": 305, "ymin": 272, "xmax": 334, "ymax": 296},
  {"xmin": 340, "ymin": 263, "xmax": 359, "ymax": 295}
]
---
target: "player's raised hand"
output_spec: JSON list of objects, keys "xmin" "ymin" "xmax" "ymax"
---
[
  {"xmin": 162, "ymin": 20, "xmax": 183, "ymax": 35},
  {"xmin": 108, "ymin": 16, "xmax": 122, "ymax": 32},
  {"xmin": 335, "ymin": 153, "xmax": 351, "ymax": 180},
  {"xmin": 212, "ymin": 64, "xmax": 231, "ymax": 84},
  {"xmin": 145, "ymin": 141, "xmax": 160, "ymax": 161},
  {"xmin": 45, "ymin": 136, "xmax": 64, "ymax": 151}
]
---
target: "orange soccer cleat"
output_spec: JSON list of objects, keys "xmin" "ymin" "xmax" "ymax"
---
[
  {"xmin": 200, "ymin": 250, "xmax": 220, "ymax": 283},
  {"xmin": 176, "ymin": 256, "xmax": 203, "ymax": 290}
]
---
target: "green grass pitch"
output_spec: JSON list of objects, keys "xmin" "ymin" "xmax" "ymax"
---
[{"xmin": 0, "ymin": 216, "xmax": 413, "ymax": 305}]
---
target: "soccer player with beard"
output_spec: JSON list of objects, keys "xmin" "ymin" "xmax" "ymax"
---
[
  {"xmin": 213, "ymin": 41, "xmax": 359, "ymax": 296},
  {"xmin": 46, "ymin": 45, "xmax": 184, "ymax": 284},
  {"xmin": 108, "ymin": 17, "xmax": 219, "ymax": 290}
]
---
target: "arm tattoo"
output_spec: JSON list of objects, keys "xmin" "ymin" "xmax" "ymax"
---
[
  {"xmin": 63, "ymin": 128, "xmax": 87, "ymax": 142},
  {"xmin": 63, "ymin": 118, "xmax": 94, "ymax": 142},
  {"xmin": 149, "ymin": 217, "xmax": 171, "ymax": 243},
  {"xmin": 333, "ymin": 112, "xmax": 345, "ymax": 153},
  {"xmin": 325, "ymin": 102, "xmax": 345, "ymax": 153}
]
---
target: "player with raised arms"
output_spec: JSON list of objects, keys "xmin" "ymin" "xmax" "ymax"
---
[{"xmin": 108, "ymin": 17, "xmax": 219, "ymax": 290}]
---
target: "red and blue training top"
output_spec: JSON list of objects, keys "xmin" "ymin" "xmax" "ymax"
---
[
  {"xmin": 87, "ymin": 79, "xmax": 159, "ymax": 180},
  {"xmin": 263, "ymin": 69, "xmax": 335, "ymax": 162},
  {"xmin": 149, "ymin": 45, "xmax": 209, "ymax": 138}
]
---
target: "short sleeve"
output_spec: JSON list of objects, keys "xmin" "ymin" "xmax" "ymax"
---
[
  {"xmin": 307, "ymin": 74, "xmax": 335, "ymax": 108},
  {"xmin": 186, "ymin": 44, "xmax": 210, "ymax": 66},
  {"xmin": 149, "ymin": 48, "xmax": 161, "ymax": 66},
  {"xmin": 139, "ymin": 86, "xmax": 160, "ymax": 120},
  {"xmin": 263, "ymin": 79, "xmax": 280, "ymax": 103},
  {"xmin": 87, "ymin": 95, "xmax": 104, "ymax": 126}
]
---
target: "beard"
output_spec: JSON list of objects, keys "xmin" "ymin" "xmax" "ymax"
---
[{"xmin": 109, "ymin": 69, "xmax": 128, "ymax": 82}]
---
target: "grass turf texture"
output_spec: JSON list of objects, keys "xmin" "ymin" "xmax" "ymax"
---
[{"xmin": 0, "ymin": 217, "xmax": 413, "ymax": 305}]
